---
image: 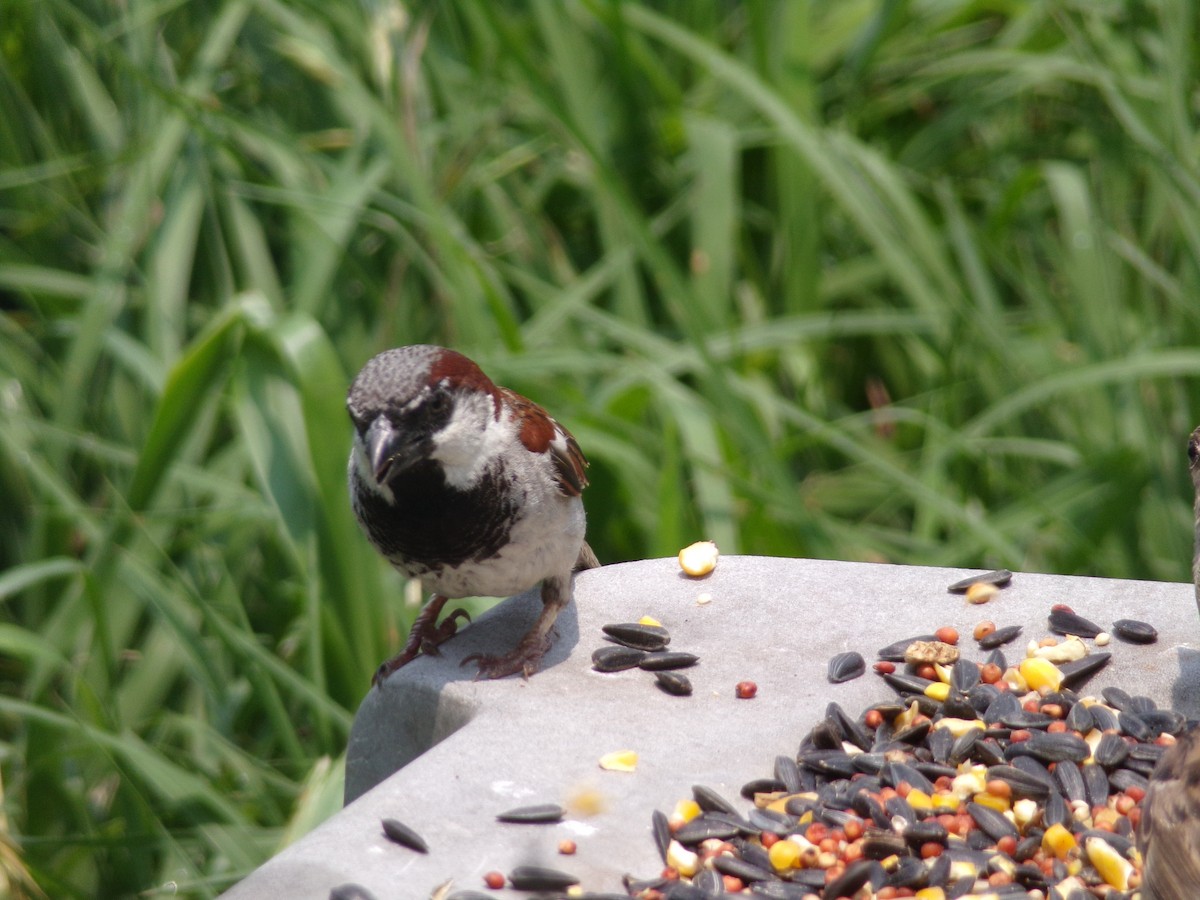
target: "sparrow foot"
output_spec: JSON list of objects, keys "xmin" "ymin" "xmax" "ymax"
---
[
  {"xmin": 373, "ymin": 595, "xmax": 470, "ymax": 687},
  {"xmin": 419, "ymin": 608, "xmax": 471, "ymax": 657},
  {"xmin": 462, "ymin": 631, "xmax": 553, "ymax": 680}
]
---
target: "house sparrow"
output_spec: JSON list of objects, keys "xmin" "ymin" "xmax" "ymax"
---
[
  {"xmin": 1134, "ymin": 426, "xmax": 1200, "ymax": 899},
  {"xmin": 1137, "ymin": 725, "xmax": 1200, "ymax": 900},
  {"xmin": 1190, "ymin": 425, "xmax": 1200, "ymax": 615},
  {"xmin": 347, "ymin": 345, "xmax": 598, "ymax": 684}
]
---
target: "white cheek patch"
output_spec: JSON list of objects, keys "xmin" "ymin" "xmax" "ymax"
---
[{"xmin": 431, "ymin": 393, "xmax": 513, "ymax": 490}]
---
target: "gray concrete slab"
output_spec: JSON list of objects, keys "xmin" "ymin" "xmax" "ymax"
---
[{"xmin": 221, "ymin": 556, "xmax": 1200, "ymax": 899}]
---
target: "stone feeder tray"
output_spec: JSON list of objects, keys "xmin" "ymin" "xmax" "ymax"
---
[{"xmin": 221, "ymin": 556, "xmax": 1199, "ymax": 898}]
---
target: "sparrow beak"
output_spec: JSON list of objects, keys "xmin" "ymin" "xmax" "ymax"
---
[{"xmin": 365, "ymin": 416, "xmax": 423, "ymax": 485}]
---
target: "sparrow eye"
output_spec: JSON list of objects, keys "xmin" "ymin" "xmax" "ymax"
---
[
  {"xmin": 427, "ymin": 391, "xmax": 452, "ymax": 418},
  {"xmin": 1190, "ymin": 438, "xmax": 1200, "ymax": 466}
]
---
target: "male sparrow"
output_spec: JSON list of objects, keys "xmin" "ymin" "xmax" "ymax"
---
[
  {"xmin": 1133, "ymin": 426, "xmax": 1200, "ymax": 899},
  {"xmin": 346, "ymin": 345, "xmax": 598, "ymax": 684},
  {"xmin": 1137, "ymin": 724, "xmax": 1200, "ymax": 900},
  {"xmin": 1190, "ymin": 425, "xmax": 1200, "ymax": 616}
]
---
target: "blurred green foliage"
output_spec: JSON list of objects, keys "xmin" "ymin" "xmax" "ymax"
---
[{"xmin": 3, "ymin": 0, "xmax": 1200, "ymax": 895}]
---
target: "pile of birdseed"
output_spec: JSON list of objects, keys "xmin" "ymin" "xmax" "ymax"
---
[{"xmin": 611, "ymin": 573, "xmax": 1179, "ymax": 900}]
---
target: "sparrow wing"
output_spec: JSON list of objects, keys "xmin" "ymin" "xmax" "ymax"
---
[
  {"xmin": 500, "ymin": 387, "xmax": 589, "ymax": 497},
  {"xmin": 1139, "ymin": 727, "xmax": 1200, "ymax": 900}
]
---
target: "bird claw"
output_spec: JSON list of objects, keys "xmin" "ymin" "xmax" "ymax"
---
[
  {"xmin": 373, "ymin": 601, "xmax": 472, "ymax": 688},
  {"xmin": 461, "ymin": 632, "xmax": 553, "ymax": 680}
]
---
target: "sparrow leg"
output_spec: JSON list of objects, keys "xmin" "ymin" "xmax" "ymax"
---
[
  {"xmin": 462, "ymin": 575, "xmax": 569, "ymax": 680},
  {"xmin": 418, "ymin": 607, "xmax": 472, "ymax": 657},
  {"xmin": 373, "ymin": 594, "xmax": 467, "ymax": 687}
]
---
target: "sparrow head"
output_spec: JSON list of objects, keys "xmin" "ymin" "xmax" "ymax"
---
[{"xmin": 347, "ymin": 346, "xmax": 501, "ymax": 491}]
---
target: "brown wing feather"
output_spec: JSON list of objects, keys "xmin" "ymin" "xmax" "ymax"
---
[
  {"xmin": 1139, "ymin": 726, "xmax": 1200, "ymax": 900},
  {"xmin": 499, "ymin": 387, "xmax": 589, "ymax": 497}
]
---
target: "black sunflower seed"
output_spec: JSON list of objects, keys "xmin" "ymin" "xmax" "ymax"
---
[
  {"xmin": 828, "ymin": 702, "xmax": 873, "ymax": 751},
  {"xmin": 986, "ymin": 764, "xmax": 1050, "ymax": 799},
  {"xmin": 1093, "ymin": 732, "xmax": 1130, "ymax": 769},
  {"xmin": 1047, "ymin": 608, "xmax": 1102, "ymax": 638},
  {"xmin": 1057, "ymin": 652, "xmax": 1111, "ymax": 689},
  {"xmin": 329, "ymin": 885, "xmax": 378, "ymax": 900},
  {"xmin": 877, "ymin": 634, "xmax": 938, "ymax": 662},
  {"xmin": 774, "ymin": 755, "xmax": 802, "ymax": 793},
  {"xmin": 380, "ymin": 818, "xmax": 428, "ymax": 853},
  {"xmin": 602, "ymin": 622, "xmax": 670, "ymax": 650},
  {"xmin": 977, "ymin": 624, "xmax": 1022, "ymax": 650},
  {"xmin": 507, "ymin": 866, "xmax": 579, "ymax": 891},
  {"xmin": 822, "ymin": 859, "xmax": 877, "ymax": 898},
  {"xmin": 638, "ymin": 651, "xmax": 699, "ymax": 671},
  {"xmin": 948, "ymin": 569, "xmax": 1013, "ymax": 593},
  {"xmin": 1119, "ymin": 710, "xmax": 1152, "ymax": 741},
  {"xmin": 1102, "ymin": 686, "xmax": 1133, "ymax": 711},
  {"xmin": 1112, "ymin": 618, "xmax": 1158, "ymax": 644},
  {"xmin": 1081, "ymin": 763, "xmax": 1110, "ymax": 807},
  {"xmin": 1141, "ymin": 708, "xmax": 1185, "ymax": 736},
  {"xmin": 651, "ymin": 809, "xmax": 670, "ymax": 862},
  {"xmin": 1012, "ymin": 731, "xmax": 1090, "ymax": 763},
  {"xmin": 692, "ymin": 784, "xmax": 736, "ymax": 815},
  {"xmin": 675, "ymin": 814, "xmax": 741, "ymax": 845},
  {"xmin": 828, "ymin": 651, "xmax": 866, "ymax": 684},
  {"xmin": 591, "ymin": 645, "xmax": 646, "ymax": 672},
  {"xmin": 655, "ymin": 671, "xmax": 692, "ymax": 696},
  {"xmin": 967, "ymin": 801, "xmax": 1019, "ymax": 841},
  {"xmin": 496, "ymin": 803, "xmax": 565, "ymax": 824},
  {"xmin": 887, "ymin": 856, "xmax": 930, "ymax": 888},
  {"xmin": 740, "ymin": 777, "xmax": 786, "ymax": 799},
  {"xmin": 881, "ymin": 671, "xmax": 937, "ymax": 694},
  {"xmin": 712, "ymin": 853, "xmax": 775, "ymax": 883},
  {"xmin": 1065, "ymin": 700, "xmax": 1094, "ymax": 733}
]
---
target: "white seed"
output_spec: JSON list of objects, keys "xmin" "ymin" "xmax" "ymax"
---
[
  {"xmin": 1033, "ymin": 635, "xmax": 1088, "ymax": 663},
  {"xmin": 695, "ymin": 593, "xmax": 713, "ymax": 606},
  {"xmin": 678, "ymin": 541, "xmax": 719, "ymax": 577},
  {"xmin": 666, "ymin": 840, "xmax": 699, "ymax": 877},
  {"xmin": 1094, "ymin": 631, "xmax": 1111, "ymax": 646}
]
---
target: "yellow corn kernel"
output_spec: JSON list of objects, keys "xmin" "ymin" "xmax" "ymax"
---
[
  {"xmin": 638, "ymin": 615, "xmax": 663, "ymax": 627},
  {"xmin": 768, "ymin": 837, "xmax": 802, "ymax": 871},
  {"xmin": 766, "ymin": 791, "xmax": 816, "ymax": 815},
  {"xmin": 934, "ymin": 717, "xmax": 985, "ymax": 738},
  {"xmin": 1002, "ymin": 667, "xmax": 1028, "ymax": 693},
  {"xmin": 1085, "ymin": 837, "xmax": 1132, "ymax": 890},
  {"xmin": 924, "ymin": 681, "xmax": 950, "ymax": 702},
  {"xmin": 598, "ymin": 750, "xmax": 638, "ymax": 772},
  {"xmin": 1019, "ymin": 656, "xmax": 1064, "ymax": 692},
  {"xmin": 972, "ymin": 791, "xmax": 1011, "ymax": 813},
  {"xmin": 932, "ymin": 792, "xmax": 961, "ymax": 812},
  {"xmin": 948, "ymin": 858, "xmax": 978, "ymax": 881},
  {"xmin": 668, "ymin": 798, "xmax": 701, "ymax": 827},
  {"xmin": 1042, "ymin": 822, "xmax": 1076, "ymax": 859},
  {"xmin": 915, "ymin": 889, "xmax": 946, "ymax": 900},
  {"xmin": 934, "ymin": 662, "xmax": 953, "ymax": 684},
  {"xmin": 906, "ymin": 788, "xmax": 933, "ymax": 810}
]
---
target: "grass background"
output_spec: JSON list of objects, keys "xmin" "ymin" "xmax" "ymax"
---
[{"xmin": 3, "ymin": 0, "xmax": 1200, "ymax": 895}]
